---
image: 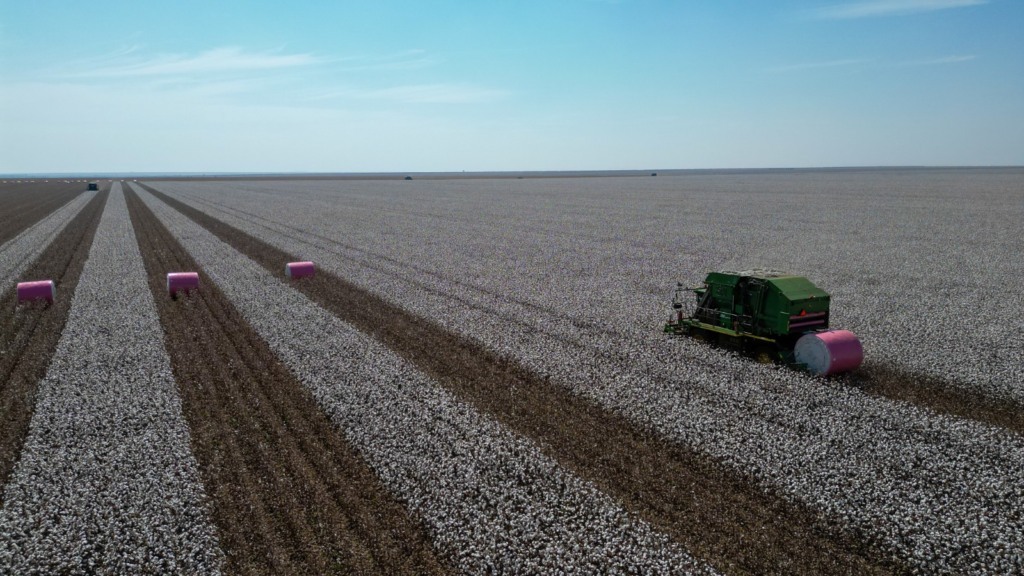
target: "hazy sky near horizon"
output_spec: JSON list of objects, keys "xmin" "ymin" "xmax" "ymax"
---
[{"xmin": 1, "ymin": 0, "xmax": 1022, "ymax": 172}]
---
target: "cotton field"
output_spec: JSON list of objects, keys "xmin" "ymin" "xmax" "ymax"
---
[{"xmin": 0, "ymin": 170, "xmax": 1022, "ymax": 575}]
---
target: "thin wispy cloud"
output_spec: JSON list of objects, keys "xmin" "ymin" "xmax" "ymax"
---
[
  {"xmin": 60, "ymin": 47, "xmax": 321, "ymax": 78},
  {"xmin": 767, "ymin": 54, "xmax": 977, "ymax": 73},
  {"xmin": 49, "ymin": 46, "xmax": 437, "ymax": 81},
  {"xmin": 334, "ymin": 50, "xmax": 437, "ymax": 72},
  {"xmin": 360, "ymin": 84, "xmax": 507, "ymax": 104},
  {"xmin": 812, "ymin": 0, "xmax": 987, "ymax": 20},
  {"xmin": 310, "ymin": 83, "xmax": 507, "ymax": 104},
  {"xmin": 766, "ymin": 59, "xmax": 868, "ymax": 73},
  {"xmin": 896, "ymin": 54, "xmax": 977, "ymax": 65},
  {"xmin": 30, "ymin": 45, "xmax": 486, "ymax": 110}
]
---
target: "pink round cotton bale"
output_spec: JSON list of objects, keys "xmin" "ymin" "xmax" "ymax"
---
[
  {"xmin": 794, "ymin": 329, "xmax": 864, "ymax": 375},
  {"xmin": 167, "ymin": 272, "xmax": 200, "ymax": 297},
  {"xmin": 286, "ymin": 261, "xmax": 316, "ymax": 280},
  {"xmin": 17, "ymin": 280, "xmax": 56, "ymax": 304}
]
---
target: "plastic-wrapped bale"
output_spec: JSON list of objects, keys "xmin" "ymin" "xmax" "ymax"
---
[
  {"xmin": 286, "ymin": 261, "xmax": 316, "ymax": 280},
  {"xmin": 167, "ymin": 272, "xmax": 200, "ymax": 297},
  {"xmin": 794, "ymin": 329, "xmax": 864, "ymax": 375},
  {"xmin": 17, "ymin": 280, "xmax": 56, "ymax": 304}
]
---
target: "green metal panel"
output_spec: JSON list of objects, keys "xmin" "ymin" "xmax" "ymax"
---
[
  {"xmin": 764, "ymin": 276, "xmax": 830, "ymax": 334},
  {"xmin": 705, "ymin": 272, "xmax": 739, "ymax": 305},
  {"xmin": 761, "ymin": 287, "xmax": 790, "ymax": 334},
  {"xmin": 696, "ymin": 271, "xmax": 831, "ymax": 337},
  {"xmin": 764, "ymin": 276, "xmax": 830, "ymax": 302}
]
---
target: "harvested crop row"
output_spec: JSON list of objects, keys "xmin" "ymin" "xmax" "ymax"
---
[
  {"xmin": 0, "ymin": 189, "xmax": 108, "ymax": 500},
  {"xmin": 0, "ymin": 190, "xmax": 96, "ymax": 286},
  {"xmin": 124, "ymin": 188, "xmax": 449, "ymax": 575},
  {"xmin": 0, "ymin": 181, "xmax": 85, "ymax": 246},
  {"xmin": 845, "ymin": 366, "xmax": 1023, "ymax": 432},
  {"xmin": 137, "ymin": 185, "xmax": 903, "ymax": 575},
  {"xmin": 131, "ymin": 183, "xmax": 716, "ymax": 575},
  {"xmin": 0, "ymin": 185, "xmax": 223, "ymax": 574},
  {"xmin": 146, "ymin": 176, "xmax": 1024, "ymax": 574}
]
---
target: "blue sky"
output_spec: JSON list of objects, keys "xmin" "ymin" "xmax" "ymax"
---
[{"xmin": 1, "ymin": 0, "xmax": 1021, "ymax": 172}]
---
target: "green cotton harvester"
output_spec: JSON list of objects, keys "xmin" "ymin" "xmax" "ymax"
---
[{"xmin": 664, "ymin": 270, "xmax": 863, "ymax": 375}]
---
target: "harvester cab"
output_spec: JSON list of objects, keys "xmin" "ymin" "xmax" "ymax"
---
[{"xmin": 665, "ymin": 270, "xmax": 863, "ymax": 375}]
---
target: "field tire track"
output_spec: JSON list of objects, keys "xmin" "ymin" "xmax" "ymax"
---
[
  {"xmin": 125, "ymin": 189, "xmax": 451, "ymax": 576},
  {"xmin": 142, "ymin": 186, "xmax": 907, "ymax": 574},
  {"xmin": 843, "ymin": 366, "xmax": 1024, "ymax": 433},
  {"xmin": 0, "ymin": 189, "xmax": 109, "ymax": 502}
]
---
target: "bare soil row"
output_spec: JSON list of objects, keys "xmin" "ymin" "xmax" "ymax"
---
[
  {"xmin": 143, "ymin": 184, "xmax": 904, "ymax": 575},
  {"xmin": 848, "ymin": 366, "xmax": 1024, "ymax": 433},
  {"xmin": 0, "ymin": 189, "xmax": 109, "ymax": 502},
  {"xmin": 124, "ymin": 189, "xmax": 450, "ymax": 576},
  {"xmin": 0, "ymin": 182, "xmax": 88, "ymax": 246}
]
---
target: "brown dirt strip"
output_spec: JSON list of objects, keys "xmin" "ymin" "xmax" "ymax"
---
[
  {"xmin": 142, "ymin": 185, "xmax": 908, "ymax": 575},
  {"xmin": 845, "ymin": 366, "xmax": 1024, "ymax": 434},
  {"xmin": 125, "ymin": 189, "xmax": 450, "ymax": 576},
  {"xmin": 0, "ymin": 182, "xmax": 87, "ymax": 246},
  {"xmin": 0, "ymin": 189, "xmax": 109, "ymax": 503}
]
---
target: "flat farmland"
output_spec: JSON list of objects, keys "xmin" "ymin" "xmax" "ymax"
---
[
  {"xmin": 1, "ymin": 170, "xmax": 1022, "ymax": 574},
  {"xmin": 0, "ymin": 180, "xmax": 84, "ymax": 246}
]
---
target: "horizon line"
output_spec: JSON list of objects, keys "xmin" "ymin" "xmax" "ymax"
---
[{"xmin": 2, "ymin": 165, "xmax": 1021, "ymax": 179}]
